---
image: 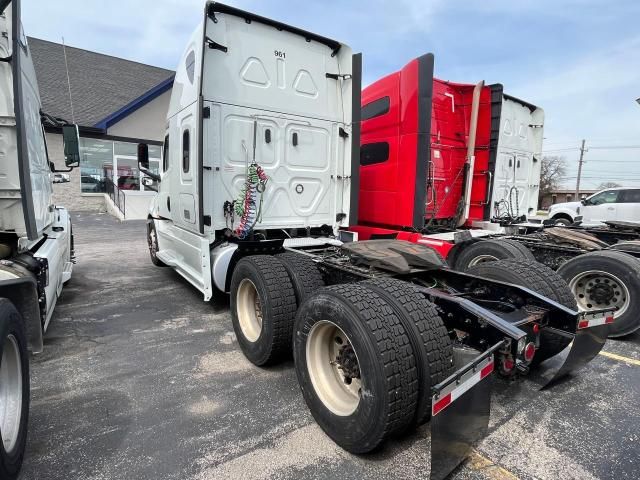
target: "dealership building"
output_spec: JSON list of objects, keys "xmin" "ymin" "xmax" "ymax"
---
[{"xmin": 30, "ymin": 37, "xmax": 174, "ymax": 216}]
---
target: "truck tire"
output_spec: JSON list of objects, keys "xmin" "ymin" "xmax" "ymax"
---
[
  {"xmin": 276, "ymin": 252, "xmax": 325, "ymax": 306},
  {"xmin": 230, "ymin": 255, "xmax": 297, "ymax": 365},
  {"xmin": 557, "ymin": 250, "xmax": 640, "ymax": 337},
  {"xmin": 453, "ymin": 239, "xmax": 535, "ymax": 271},
  {"xmin": 147, "ymin": 220, "xmax": 166, "ymax": 267},
  {"xmin": 0, "ymin": 299, "xmax": 30, "ymax": 480},
  {"xmin": 361, "ymin": 278, "xmax": 453, "ymax": 426},
  {"xmin": 551, "ymin": 215, "xmax": 572, "ymax": 226},
  {"xmin": 293, "ymin": 283, "xmax": 418, "ymax": 453},
  {"xmin": 467, "ymin": 260, "xmax": 577, "ymax": 364},
  {"xmin": 610, "ymin": 241, "xmax": 640, "ymax": 256}
]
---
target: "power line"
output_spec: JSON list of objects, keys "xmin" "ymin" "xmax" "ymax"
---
[
  {"xmin": 543, "ymin": 145, "xmax": 640, "ymax": 153},
  {"xmin": 542, "ymin": 148, "xmax": 580, "ymax": 153},
  {"xmin": 588, "ymin": 145, "xmax": 640, "ymax": 150}
]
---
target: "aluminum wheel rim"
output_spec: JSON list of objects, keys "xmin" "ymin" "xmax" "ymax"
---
[
  {"xmin": 569, "ymin": 270, "xmax": 630, "ymax": 318},
  {"xmin": 306, "ymin": 321, "xmax": 361, "ymax": 416},
  {"xmin": 468, "ymin": 254, "xmax": 500, "ymax": 267},
  {"xmin": 236, "ymin": 279, "xmax": 263, "ymax": 342},
  {"xmin": 0, "ymin": 334, "xmax": 23, "ymax": 454}
]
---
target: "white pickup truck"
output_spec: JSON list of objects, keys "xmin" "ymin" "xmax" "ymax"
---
[{"xmin": 548, "ymin": 187, "xmax": 640, "ymax": 226}]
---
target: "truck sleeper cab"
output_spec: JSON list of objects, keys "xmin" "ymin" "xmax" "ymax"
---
[
  {"xmin": 142, "ymin": 6, "xmax": 615, "ymax": 480},
  {"xmin": 356, "ymin": 53, "xmax": 543, "ymax": 233},
  {"xmin": 350, "ymin": 52, "xmax": 640, "ymax": 338}
]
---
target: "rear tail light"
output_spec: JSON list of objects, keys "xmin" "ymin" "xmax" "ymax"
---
[
  {"xmin": 501, "ymin": 356, "xmax": 515, "ymax": 374},
  {"xmin": 524, "ymin": 342, "xmax": 536, "ymax": 362}
]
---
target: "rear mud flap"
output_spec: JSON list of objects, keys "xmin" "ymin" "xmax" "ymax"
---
[
  {"xmin": 534, "ymin": 310, "xmax": 614, "ymax": 388},
  {"xmin": 429, "ymin": 342, "xmax": 503, "ymax": 480}
]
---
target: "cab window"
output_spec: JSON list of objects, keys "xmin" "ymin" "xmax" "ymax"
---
[
  {"xmin": 162, "ymin": 134, "xmax": 169, "ymax": 172},
  {"xmin": 587, "ymin": 190, "xmax": 619, "ymax": 205},
  {"xmin": 620, "ymin": 189, "xmax": 640, "ymax": 203}
]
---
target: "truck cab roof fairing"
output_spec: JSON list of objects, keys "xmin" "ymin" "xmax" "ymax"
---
[{"xmin": 206, "ymin": 2, "xmax": 342, "ymax": 55}]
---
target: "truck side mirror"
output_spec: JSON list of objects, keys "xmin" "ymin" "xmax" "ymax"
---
[
  {"xmin": 138, "ymin": 143, "xmax": 150, "ymax": 170},
  {"xmin": 137, "ymin": 143, "xmax": 160, "ymax": 182},
  {"xmin": 62, "ymin": 124, "xmax": 80, "ymax": 167}
]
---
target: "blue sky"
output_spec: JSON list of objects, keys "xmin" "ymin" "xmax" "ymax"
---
[{"xmin": 24, "ymin": 0, "xmax": 640, "ymax": 188}]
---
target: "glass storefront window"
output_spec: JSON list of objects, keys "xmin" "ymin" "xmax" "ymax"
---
[
  {"xmin": 80, "ymin": 138, "xmax": 112, "ymax": 193},
  {"xmin": 80, "ymin": 138, "xmax": 162, "ymax": 193}
]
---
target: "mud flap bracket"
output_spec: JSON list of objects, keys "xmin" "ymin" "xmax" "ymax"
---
[
  {"xmin": 534, "ymin": 309, "xmax": 614, "ymax": 388},
  {"xmin": 429, "ymin": 340, "xmax": 505, "ymax": 480}
]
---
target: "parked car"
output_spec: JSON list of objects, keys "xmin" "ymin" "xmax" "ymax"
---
[
  {"xmin": 548, "ymin": 200, "xmax": 581, "ymax": 225},
  {"xmin": 548, "ymin": 187, "xmax": 640, "ymax": 226}
]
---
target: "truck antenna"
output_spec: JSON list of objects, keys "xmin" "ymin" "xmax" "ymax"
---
[{"xmin": 61, "ymin": 37, "xmax": 76, "ymax": 123}]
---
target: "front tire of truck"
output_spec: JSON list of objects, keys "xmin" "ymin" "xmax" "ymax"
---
[
  {"xmin": 466, "ymin": 260, "xmax": 577, "ymax": 364},
  {"xmin": 147, "ymin": 220, "xmax": 166, "ymax": 267},
  {"xmin": 551, "ymin": 215, "xmax": 573, "ymax": 226},
  {"xmin": 452, "ymin": 239, "xmax": 535, "ymax": 271},
  {"xmin": 0, "ymin": 299, "xmax": 30, "ymax": 480},
  {"xmin": 230, "ymin": 256, "xmax": 297, "ymax": 366},
  {"xmin": 557, "ymin": 250, "xmax": 640, "ymax": 337},
  {"xmin": 293, "ymin": 284, "xmax": 418, "ymax": 453},
  {"xmin": 361, "ymin": 278, "xmax": 453, "ymax": 426}
]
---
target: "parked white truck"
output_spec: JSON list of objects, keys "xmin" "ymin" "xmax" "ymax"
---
[
  {"xmin": 0, "ymin": 1, "xmax": 80, "ymax": 477},
  {"xmin": 140, "ymin": 3, "xmax": 615, "ymax": 479}
]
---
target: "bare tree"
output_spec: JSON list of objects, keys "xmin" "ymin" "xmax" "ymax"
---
[
  {"xmin": 540, "ymin": 155, "xmax": 567, "ymax": 198},
  {"xmin": 598, "ymin": 181, "xmax": 621, "ymax": 189}
]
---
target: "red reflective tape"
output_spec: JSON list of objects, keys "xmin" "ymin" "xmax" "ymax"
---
[
  {"xmin": 578, "ymin": 314, "xmax": 615, "ymax": 329},
  {"xmin": 480, "ymin": 360, "xmax": 494, "ymax": 379},
  {"xmin": 432, "ymin": 392, "xmax": 452, "ymax": 416}
]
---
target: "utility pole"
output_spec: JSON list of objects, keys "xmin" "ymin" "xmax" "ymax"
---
[{"xmin": 575, "ymin": 139, "xmax": 587, "ymax": 200}]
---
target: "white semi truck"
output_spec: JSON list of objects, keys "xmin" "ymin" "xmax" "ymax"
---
[
  {"xmin": 139, "ymin": 3, "xmax": 615, "ymax": 479},
  {"xmin": 0, "ymin": 1, "xmax": 80, "ymax": 477}
]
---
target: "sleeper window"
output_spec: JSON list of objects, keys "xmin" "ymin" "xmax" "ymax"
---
[
  {"xmin": 163, "ymin": 135, "xmax": 169, "ymax": 172},
  {"xmin": 182, "ymin": 130, "xmax": 190, "ymax": 173},
  {"xmin": 361, "ymin": 97, "xmax": 390, "ymax": 121}
]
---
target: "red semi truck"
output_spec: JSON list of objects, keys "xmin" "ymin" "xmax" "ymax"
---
[{"xmin": 351, "ymin": 53, "xmax": 640, "ymax": 337}]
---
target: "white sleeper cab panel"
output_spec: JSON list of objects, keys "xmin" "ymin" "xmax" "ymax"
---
[
  {"xmin": 206, "ymin": 103, "xmax": 339, "ymax": 229},
  {"xmin": 0, "ymin": 8, "xmax": 54, "ymax": 237},
  {"xmin": 202, "ymin": 14, "xmax": 346, "ymax": 123},
  {"xmin": 199, "ymin": 10, "xmax": 353, "ymax": 231},
  {"xmin": 491, "ymin": 96, "xmax": 544, "ymax": 218}
]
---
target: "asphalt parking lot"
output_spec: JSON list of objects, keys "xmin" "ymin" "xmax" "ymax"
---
[{"xmin": 19, "ymin": 213, "xmax": 640, "ymax": 480}]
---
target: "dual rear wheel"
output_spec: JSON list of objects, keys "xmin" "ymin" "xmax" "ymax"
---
[
  {"xmin": 453, "ymin": 238, "xmax": 640, "ymax": 337},
  {"xmin": 229, "ymin": 253, "xmax": 453, "ymax": 453}
]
